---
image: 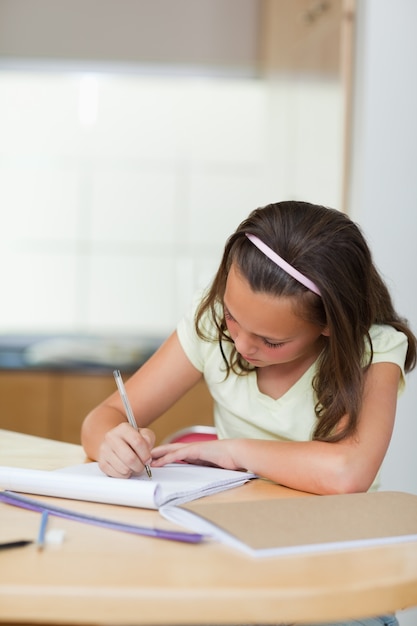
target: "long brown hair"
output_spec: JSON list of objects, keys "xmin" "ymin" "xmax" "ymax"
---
[{"xmin": 195, "ymin": 201, "xmax": 417, "ymax": 442}]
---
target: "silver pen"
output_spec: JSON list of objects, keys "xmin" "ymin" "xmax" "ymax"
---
[{"xmin": 113, "ymin": 369, "xmax": 152, "ymax": 478}]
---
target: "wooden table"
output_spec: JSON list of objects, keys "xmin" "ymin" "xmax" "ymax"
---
[{"xmin": 1, "ymin": 429, "xmax": 417, "ymax": 625}]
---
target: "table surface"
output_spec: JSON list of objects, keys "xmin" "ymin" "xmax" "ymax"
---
[{"xmin": 1, "ymin": 429, "xmax": 417, "ymax": 625}]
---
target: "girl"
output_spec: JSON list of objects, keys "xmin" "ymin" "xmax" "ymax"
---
[
  {"xmin": 82, "ymin": 201, "xmax": 415, "ymax": 492},
  {"xmin": 82, "ymin": 201, "xmax": 415, "ymax": 626}
]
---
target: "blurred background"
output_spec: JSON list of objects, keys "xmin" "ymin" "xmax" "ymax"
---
[
  {"xmin": 0, "ymin": 3, "xmax": 416, "ymax": 620},
  {"xmin": 0, "ymin": 0, "xmax": 345, "ymax": 336}
]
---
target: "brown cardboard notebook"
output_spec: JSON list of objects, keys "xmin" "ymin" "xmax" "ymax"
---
[{"xmin": 160, "ymin": 491, "xmax": 417, "ymax": 557}]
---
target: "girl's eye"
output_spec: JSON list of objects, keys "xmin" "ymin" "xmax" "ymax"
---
[
  {"xmin": 225, "ymin": 308, "xmax": 284, "ymax": 348},
  {"xmin": 224, "ymin": 309, "xmax": 234, "ymax": 322},
  {"xmin": 263, "ymin": 339, "xmax": 285, "ymax": 349}
]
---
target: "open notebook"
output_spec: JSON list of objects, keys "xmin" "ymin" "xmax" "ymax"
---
[{"xmin": 0, "ymin": 462, "xmax": 256, "ymax": 510}]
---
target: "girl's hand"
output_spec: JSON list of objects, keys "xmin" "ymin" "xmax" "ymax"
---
[
  {"xmin": 151, "ymin": 439, "xmax": 247, "ymax": 472},
  {"xmin": 97, "ymin": 422, "xmax": 155, "ymax": 478}
]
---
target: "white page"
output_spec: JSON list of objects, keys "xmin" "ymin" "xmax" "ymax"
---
[{"xmin": 0, "ymin": 463, "xmax": 256, "ymax": 509}]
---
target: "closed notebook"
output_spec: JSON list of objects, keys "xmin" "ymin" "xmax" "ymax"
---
[
  {"xmin": 161, "ymin": 490, "xmax": 417, "ymax": 557},
  {"xmin": 0, "ymin": 462, "xmax": 256, "ymax": 510}
]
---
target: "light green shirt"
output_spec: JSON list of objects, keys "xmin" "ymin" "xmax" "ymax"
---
[{"xmin": 177, "ymin": 291, "xmax": 408, "ymax": 443}]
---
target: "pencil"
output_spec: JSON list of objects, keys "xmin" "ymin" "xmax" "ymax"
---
[
  {"xmin": 37, "ymin": 510, "xmax": 49, "ymax": 550},
  {"xmin": 113, "ymin": 369, "xmax": 152, "ymax": 478}
]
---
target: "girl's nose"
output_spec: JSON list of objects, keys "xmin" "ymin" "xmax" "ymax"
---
[{"xmin": 234, "ymin": 332, "xmax": 257, "ymax": 356}]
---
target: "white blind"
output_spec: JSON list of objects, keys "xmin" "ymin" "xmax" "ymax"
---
[{"xmin": 0, "ymin": 0, "xmax": 259, "ymax": 74}]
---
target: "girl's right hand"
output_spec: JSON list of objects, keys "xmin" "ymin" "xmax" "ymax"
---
[{"xmin": 97, "ymin": 422, "xmax": 155, "ymax": 478}]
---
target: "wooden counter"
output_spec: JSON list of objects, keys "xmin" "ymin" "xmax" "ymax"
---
[{"xmin": 1, "ymin": 430, "xmax": 417, "ymax": 625}]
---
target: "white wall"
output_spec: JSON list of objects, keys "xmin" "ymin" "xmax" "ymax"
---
[
  {"xmin": 0, "ymin": 0, "xmax": 344, "ymax": 339},
  {"xmin": 349, "ymin": 3, "xmax": 417, "ymax": 622},
  {"xmin": 0, "ymin": 71, "xmax": 343, "ymax": 336},
  {"xmin": 349, "ymin": 0, "xmax": 417, "ymax": 495}
]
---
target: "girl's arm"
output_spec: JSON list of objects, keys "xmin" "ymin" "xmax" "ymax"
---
[
  {"xmin": 81, "ymin": 331, "xmax": 202, "ymax": 477},
  {"xmin": 152, "ymin": 361, "xmax": 401, "ymax": 495}
]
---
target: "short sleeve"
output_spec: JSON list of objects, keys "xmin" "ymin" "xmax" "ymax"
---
[
  {"xmin": 177, "ymin": 289, "xmax": 214, "ymax": 373},
  {"xmin": 368, "ymin": 325, "xmax": 408, "ymax": 390}
]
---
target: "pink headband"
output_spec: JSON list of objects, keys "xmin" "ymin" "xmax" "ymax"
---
[{"xmin": 245, "ymin": 233, "xmax": 321, "ymax": 297}]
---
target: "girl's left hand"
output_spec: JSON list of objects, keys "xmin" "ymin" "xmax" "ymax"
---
[{"xmin": 151, "ymin": 439, "xmax": 246, "ymax": 472}]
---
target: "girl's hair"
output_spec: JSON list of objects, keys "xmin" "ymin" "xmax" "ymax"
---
[{"xmin": 195, "ymin": 201, "xmax": 417, "ymax": 442}]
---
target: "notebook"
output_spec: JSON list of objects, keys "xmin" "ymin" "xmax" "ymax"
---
[
  {"xmin": 161, "ymin": 490, "xmax": 417, "ymax": 557},
  {"xmin": 0, "ymin": 462, "xmax": 256, "ymax": 510}
]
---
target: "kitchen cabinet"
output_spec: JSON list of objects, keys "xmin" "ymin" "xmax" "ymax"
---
[
  {"xmin": 259, "ymin": 0, "xmax": 348, "ymax": 75},
  {"xmin": 0, "ymin": 371, "xmax": 214, "ymax": 446}
]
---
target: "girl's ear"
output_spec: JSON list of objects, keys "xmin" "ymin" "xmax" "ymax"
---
[{"xmin": 321, "ymin": 326, "xmax": 330, "ymax": 337}]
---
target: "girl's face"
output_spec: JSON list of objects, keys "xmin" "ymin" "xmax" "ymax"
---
[{"xmin": 223, "ymin": 264, "xmax": 328, "ymax": 368}]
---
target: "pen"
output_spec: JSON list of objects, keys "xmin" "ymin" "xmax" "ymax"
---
[
  {"xmin": 0, "ymin": 540, "xmax": 33, "ymax": 551},
  {"xmin": 1, "ymin": 491, "xmax": 205, "ymax": 545},
  {"xmin": 113, "ymin": 369, "xmax": 152, "ymax": 479},
  {"xmin": 37, "ymin": 509, "xmax": 49, "ymax": 550}
]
